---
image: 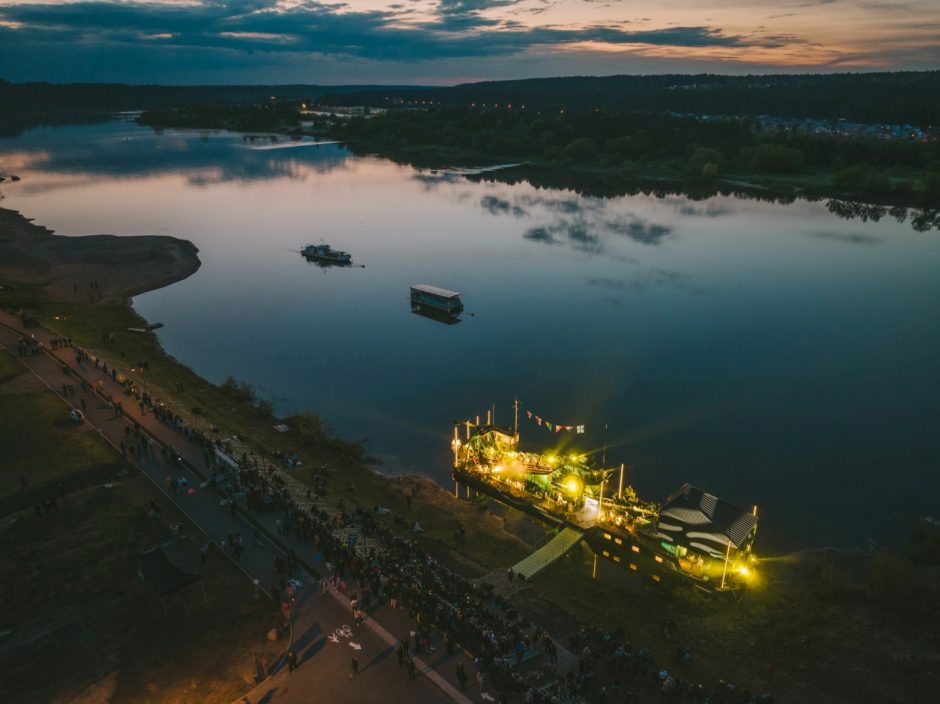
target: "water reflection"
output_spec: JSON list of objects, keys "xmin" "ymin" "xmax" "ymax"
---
[
  {"xmin": 302, "ymin": 254, "xmax": 355, "ymax": 269},
  {"xmin": 412, "ymin": 307, "xmax": 463, "ymax": 325},
  {"xmin": 2, "ymin": 119, "xmax": 939, "ymax": 554},
  {"xmin": 0, "ymin": 121, "xmax": 349, "ymax": 190},
  {"xmin": 465, "ymin": 167, "xmax": 940, "ymax": 233}
]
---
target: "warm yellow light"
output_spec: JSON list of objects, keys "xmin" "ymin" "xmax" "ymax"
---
[
  {"xmin": 562, "ymin": 475, "xmax": 582, "ymax": 495},
  {"xmin": 492, "ymin": 465, "xmax": 503, "ymax": 474},
  {"xmin": 737, "ymin": 565, "xmax": 750, "ymax": 578}
]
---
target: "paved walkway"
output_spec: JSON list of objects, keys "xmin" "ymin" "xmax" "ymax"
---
[{"xmin": 0, "ymin": 312, "xmax": 487, "ymax": 704}]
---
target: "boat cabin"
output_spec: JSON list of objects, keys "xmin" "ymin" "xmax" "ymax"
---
[{"xmin": 410, "ymin": 284, "xmax": 464, "ymax": 317}]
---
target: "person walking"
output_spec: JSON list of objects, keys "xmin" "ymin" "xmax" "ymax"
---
[
  {"xmin": 288, "ymin": 650, "xmax": 298, "ymax": 673},
  {"xmin": 456, "ymin": 662, "xmax": 468, "ymax": 690},
  {"xmin": 397, "ymin": 641, "xmax": 406, "ymax": 666},
  {"xmin": 406, "ymin": 657, "xmax": 416, "ymax": 680},
  {"xmin": 350, "ymin": 656, "xmax": 359, "ymax": 678}
]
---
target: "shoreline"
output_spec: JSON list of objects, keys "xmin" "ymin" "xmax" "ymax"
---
[
  {"xmin": 0, "ymin": 206, "xmax": 201, "ymax": 306},
  {"xmin": 4, "ymin": 206, "xmax": 940, "ymax": 702},
  {"xmin": 128, "ymin": 113, "xmax": 940, "ymax": 213},
  {"xmin": 341, "ymin": 138, "xmax": 940, "ymax": 216}
]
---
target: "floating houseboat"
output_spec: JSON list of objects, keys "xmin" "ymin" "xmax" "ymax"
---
[
  {"xmin": 410, "ymin": 284, "xmax": 464, "ymax": 318},
  {"xmin": 451, "ymin": 407, "xmax": 758, "ymax": 593}
]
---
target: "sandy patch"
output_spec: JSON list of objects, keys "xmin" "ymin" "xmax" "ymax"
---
[{"xmin": 0, "ymin": 207, "xmax": 200, "ymax": 304}]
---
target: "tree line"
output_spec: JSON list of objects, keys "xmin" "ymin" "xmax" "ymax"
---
[
  {"xmin": 329, "ymin": 108, "xmax": 940, "ymax": 199},
  {"xmin": 321, "ymin": 71, "xmax": 940, "ymax": 127}
]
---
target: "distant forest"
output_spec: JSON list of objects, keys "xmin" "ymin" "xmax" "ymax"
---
[
  {"xmin": 321, "ymin": 72, "xmax": 940, "ymax": 126},
  {"xmin": 330, "ymin": 108, "xmax": 940, "ymax": 201}
]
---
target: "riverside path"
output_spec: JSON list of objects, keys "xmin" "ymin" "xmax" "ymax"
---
[{"xmin": 0, "ymin": 311, "xmax": 482, "ymax": 704}]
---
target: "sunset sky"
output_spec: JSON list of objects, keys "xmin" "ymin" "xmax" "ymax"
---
[{"xmin": 1, "ymin": 1, "xmax": 938, "ymax": 84}]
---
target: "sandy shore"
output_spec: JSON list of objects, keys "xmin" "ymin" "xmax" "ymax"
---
[{"xmin": 0, "ymin": 206, "xmax": 200, "ymax": 303}]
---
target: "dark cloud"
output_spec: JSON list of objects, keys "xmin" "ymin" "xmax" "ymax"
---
[
  {"xmin": 517, "ymin": 195, "xmax": 598, "ymax": 215},
  {"xmin": 604, "ymin": 216, "xmax": 672, "ymax": 245},
  {"xmin": 480, "ymin": 194, "xmax": 527, "ymax": 216},
  {"xmin": 523, "ymin": 226, "xmax": 560, "ymax": 244},
  {"xmin": 675, "ymin": 202, "xmax": 732, "ymax": 217},
  {"xmin": 565, "ymin": 221, "xmax": 601, "ymax": 250},
  {"xmin": 0, "ymin": 0, "xmax": 788, "ymax": 70}
]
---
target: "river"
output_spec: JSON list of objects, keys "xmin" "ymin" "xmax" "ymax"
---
[{"xmin": 2, "ymin": 118, "xmax": 938, "ymax": 553}]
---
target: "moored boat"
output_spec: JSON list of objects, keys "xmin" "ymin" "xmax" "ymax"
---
[
  {"xmin": 302, "ymin": 242, "xmax": 352, "ymax": 265},
  {"xmin": 451, "ymin": 404, "xmax": 759, "ymax": 593},
  {"xmin": 410, "ymin": 284, "xmax": 463, "ymax": 317}
]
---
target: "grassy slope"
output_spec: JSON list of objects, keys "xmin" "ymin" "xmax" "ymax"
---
[{"xmin": 0, "ymin": 350, "xmax": 282, "ymax": 703}]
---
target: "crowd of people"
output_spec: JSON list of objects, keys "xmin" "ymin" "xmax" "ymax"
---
[
  {"xmin": 46, "ymin": 334, "xmax": 774, "ymax": 704},
  {"xmin": 225, "ymin": 471, "xmax": 774, "ymax": 703}
]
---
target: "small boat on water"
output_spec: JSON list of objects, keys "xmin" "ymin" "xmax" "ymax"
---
[
  {"xmin": 410, "ymin": 284, "xmax": 463, "ymax": 318},
  {"xmin": 302, "ymin": 242, "xmax": 352, "ymax": 265}
]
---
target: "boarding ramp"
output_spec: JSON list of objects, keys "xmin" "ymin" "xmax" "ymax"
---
[{"xmin": 512, "ymin": 526, "xmax": 585, "ymax": 581}]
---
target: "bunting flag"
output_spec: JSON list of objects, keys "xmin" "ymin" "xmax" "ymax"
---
[{"xmin": 523, "ymin": 405, "xmax": 586, "ymax": 435}]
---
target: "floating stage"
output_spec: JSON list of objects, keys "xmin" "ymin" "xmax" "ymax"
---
[{"xmin": 452, "ymin": 406, "xmax": 759, "ymax": 594}]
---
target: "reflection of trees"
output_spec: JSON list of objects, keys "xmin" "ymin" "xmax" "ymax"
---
[
  {"xmin": 826, "ymin": 200, "xmax": 940, "ymax": 232},
  {"xmin": 477, "ymin": 170, "xmax": 937, "ymax": 232}
]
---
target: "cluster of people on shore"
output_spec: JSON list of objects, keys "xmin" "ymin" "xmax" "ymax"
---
[
  {"xmin": 68, "ymin": 346, "xmax": 772, "ymax": 704},
  {"xmin": 13, "ymin": 334, "xmax": 42, "ymax": 356}
]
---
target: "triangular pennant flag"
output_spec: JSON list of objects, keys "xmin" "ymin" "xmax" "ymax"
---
[
  {"xmin": 536, "ymin": 416, "xmax": 542, "ymax": 426},
  {"xmin": 546, "ymin": 422, "xmax": 553, "ymax": 431},
  {"xmin": 527, "ymin": 410, "xmax": 532, "ymax": 419},
  {"xmin": 555, "ymin": 425, "xmax": 562, "ymax": 433}
]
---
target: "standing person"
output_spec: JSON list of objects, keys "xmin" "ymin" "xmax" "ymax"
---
[
  {"xmin": 397, "ymin": 641, "xmax": 406, "ymax": 666},
  {"xmin": 456, "ymin": 662, "xmax": 468, "ymax": 690},
  {"xmin": 350, "ymin": 656, "xmax": 359, "ymax": 678},
  {"xmin": 406, "ymin": 657, "xmax": 416, "ymax": 680},
  {"xmin": 288, "ymin": 650, "xmax": 298, "ymax": 673}
]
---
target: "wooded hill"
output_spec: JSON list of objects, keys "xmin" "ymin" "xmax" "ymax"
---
[{"xmin": 320, "ymin": 72, "xmax": 940, "ymax": 126}]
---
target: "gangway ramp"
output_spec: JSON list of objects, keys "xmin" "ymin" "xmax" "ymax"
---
[{"xmin": 512, "ymin": 526, "xmax": 584, "ymax": 581}]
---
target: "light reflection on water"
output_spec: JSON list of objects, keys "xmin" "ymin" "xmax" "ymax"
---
[{"xmin": 2, "ymin": 120, "xmax": 938, "ymax": 552}]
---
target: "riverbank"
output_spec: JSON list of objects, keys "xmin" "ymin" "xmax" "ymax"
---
[
  {"xmin": 338, "ymin": 137, "xmax": 940, "ymax": 219},
  {"xmin": 0, "ymin": 345, "xmax": 284, "ymax": 703},
  {"xmin": 3, "ymin": 208, "xmax": 940, "ymax": 702},
  {"xmin": 0, "ymin": 206, "xmax": 201, "ymax": 304}
]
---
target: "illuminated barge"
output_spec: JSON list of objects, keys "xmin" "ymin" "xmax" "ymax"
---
[{"xmin": 452, "ymin": 410, "xmax": 759, "ymax": 593}]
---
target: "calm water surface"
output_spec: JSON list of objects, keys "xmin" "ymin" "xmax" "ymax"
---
[{"xmin": 3, "ymin": 120, "xmax": 938, "ymax": 552}]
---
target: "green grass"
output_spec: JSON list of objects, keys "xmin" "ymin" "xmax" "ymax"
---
[
  {"xmin": 0, "ymin": 279, "xmax": 47, "ymax": 310},
  {"xmin": 0, "ymin": 349, "xmax": 24, "ymax": 384},
  {"xmin": 0, "ymin": 391, "xmax": 126, "ymax": 516},
  {"xmin": 0, "ymin": 352, "xmax": 284, "ymax": 703},
  {"xmin": 519, "ymin": 546, "xmax": 940, "ymax": 704}
]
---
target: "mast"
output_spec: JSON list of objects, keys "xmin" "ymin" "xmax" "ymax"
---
[{"xmin": 513, "ymin": 397, "xmax": 520, "ymax": 443}]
